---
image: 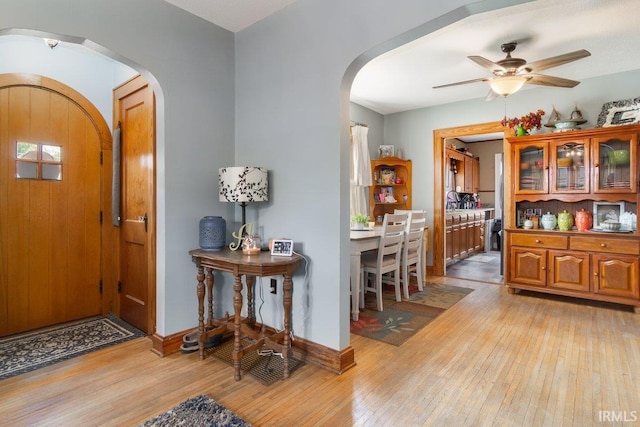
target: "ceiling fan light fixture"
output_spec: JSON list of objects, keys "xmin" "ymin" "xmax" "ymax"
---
[{"xmin": 489, "ymin": 76, "xmax": 527, "ymax": 96}]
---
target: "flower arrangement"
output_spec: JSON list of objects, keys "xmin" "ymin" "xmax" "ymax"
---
[{"xmin": 501, "ymin": 109, "xmax": 545, "ymax": 136}]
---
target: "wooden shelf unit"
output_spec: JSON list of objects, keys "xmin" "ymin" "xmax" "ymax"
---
[
  {"xmin": 504, "ymin": 124, "xmax": 640, "ymax": 312},
  {"xmin": 369, "ymin": 157, "xmax": 412, "ymax": 223}
]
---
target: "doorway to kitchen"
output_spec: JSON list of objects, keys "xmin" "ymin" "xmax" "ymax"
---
[{"xmin": 432, "ymin": 121, "xmax": 505, "ymax": 284}]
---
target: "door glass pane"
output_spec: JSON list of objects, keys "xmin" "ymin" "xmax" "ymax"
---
[
  {"xmin": 42, "ymin": 164, "xmax": 62, "ymax": 181},
  {"xmin": 42, "ymin": 144, "xmax": 61, "ymax": 161},
  {"xmin": 599, "ymin": 138, "xmax": 631, "ymax": 190},
  {"xmin": 16, "ymin": 161, "xmax": 38, "ymax": 179},
  {"xmin": 518, "ymin": 146, "xmax": 544, "ymax": 191},
  {"xmin": 17, "ymin": 142, "xmax": 37, "ymax": 159},
  {"xmin": 555, "ymin": 143, "xmax": 585, "ymax": 191}
]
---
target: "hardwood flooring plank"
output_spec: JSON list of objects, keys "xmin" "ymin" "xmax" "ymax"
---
[{"xmin": 2, "ymin": 277, "xmax": 640, "ymax": 426}]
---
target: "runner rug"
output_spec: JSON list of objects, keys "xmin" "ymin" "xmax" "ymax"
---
[
  {"xmin": 350, "ymin": 282, "xmax": 473, "ymax": 346},
  {"xmin": 0, "ymin": 313, "xmax": 145, "ymax": 380},
  {"xmin": 141, "ymin": 394, "xmax": 250, "ymax": 427}
]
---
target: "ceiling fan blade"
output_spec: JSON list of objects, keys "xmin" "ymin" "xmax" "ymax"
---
[
  {"xmin": 526, "ymin": 74, "xmax": 580, "ymax": 88},
  {"xmin": 468, "ymin": 55, "xmax": 506, "ymax": 73},
  {"xmin": 433, "ymin": 77, "xmax": 489, "ymax": 89},
  {"xmin": 522, "ymin": 49, "xmax": 591, "ymax": 73}
]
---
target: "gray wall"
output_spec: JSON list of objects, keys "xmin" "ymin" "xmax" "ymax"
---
[
  {"xmin": 0, "ymin": 35, "xmax": 137, "ymax": 130},
  {"xmin": 234, "ymin": 0, "xmax": 530, "ymax": 349},
  {"xmin": 2, "ymin": 0, "xmax": 534, "ymax": 351}
]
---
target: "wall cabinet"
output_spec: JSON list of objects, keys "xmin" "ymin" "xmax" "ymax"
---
[
  {"xmin": 446, "ymin": 148, "xmax": 479, "ymax": 193},
  {"xmin": 513, "ymin": 129, "xmax": 637, "ymax": 199},
  {"xmin": 369, "ymin": 157, "xmax": 411, "ymax": 222},
  {"xmin": 505, "ymin": 124, "xmax": 640, "ymax": 312}
]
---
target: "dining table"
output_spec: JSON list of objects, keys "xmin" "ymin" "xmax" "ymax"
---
[{"xmin": 350, "ymin": 227, "xmax": 382, "ymax": 321}]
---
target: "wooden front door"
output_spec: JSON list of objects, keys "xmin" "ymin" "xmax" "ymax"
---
[
  {"xmin": 0, "ymin": 78, "xmax": 102, "ymax": 336},
  {"xmin": 114, "ymin": 76, "xmax": 155, "ymax": 334}
]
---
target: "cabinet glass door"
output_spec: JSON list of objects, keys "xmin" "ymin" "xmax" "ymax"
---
[
  {"xmin": 550, "ymin": 139, "xmax": 589, "ymax": 193},
  {"xmin": 593, "ymin": 133, "xmax": 637, "ymax": 193},
  {"xmin": 514, "ymin": 142, "xmax": 548, "ymax": 194}
]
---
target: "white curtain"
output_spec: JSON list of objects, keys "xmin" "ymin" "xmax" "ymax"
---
[{"xmin": 350, "ymin": 125, "xmax": 372, "ymax": 219}]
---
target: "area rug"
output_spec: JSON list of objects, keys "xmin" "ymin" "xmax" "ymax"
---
[
  {"xmin": 141, "ymin": 394, "xmax": 250, "ymax": 427},
  {"xmin": 206, "ymin": 337, "xmax": 304, "ymax": 386},
  {"xmin": 351, "ymin": 283, "xmax": 472, "ymax": 346},
  {"xmin": 0, "ymin": 313, "xmax": 145, "ymax": 380}
]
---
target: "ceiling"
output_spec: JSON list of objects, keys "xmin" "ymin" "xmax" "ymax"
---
[
  {"xmin": 163, "ymin": 0, "xmax": 297, "ymax": 33},
  {"xmin": 165, "ymin": 0, "xmax": 640, "ymax": 116}
]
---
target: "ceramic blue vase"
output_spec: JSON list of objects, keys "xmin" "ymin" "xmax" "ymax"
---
[{"xmin": 199, "ymin": 216, "xmax": 226, "ymax": 250}]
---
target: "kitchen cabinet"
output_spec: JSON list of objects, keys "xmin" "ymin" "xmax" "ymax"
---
[
  {"xmin": 446, "ymin": 148, "xmax": 479, "ymax": 194},
  {"xmin": 505, "ymin": 124, "xmax": 640, "ymax": 312},
  {"xmin": 369, "ymin": 157, "xmax": 411, "ymax": 223},
  {"xmin": 445, "ymin": 210, "xmax": 487, "ymax": 266}
]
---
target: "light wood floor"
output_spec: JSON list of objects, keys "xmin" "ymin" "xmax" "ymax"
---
[{"xmin": 2, "ymin": 276, "xmax": 640, "ymax": 426}]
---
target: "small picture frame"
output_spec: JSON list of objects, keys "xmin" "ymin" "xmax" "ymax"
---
[
  {"xmin": 270, "ymin": 239, "xmax": 293, "ymax": 256},
  {"xmin": 379, "ymin": 145, "xmax": 395, "ymax": 158},
  {"xmin": 597, "ymin": 98, "xmax": 640, "ymax": 127},
  {"xmin": 593, "ymin": 202, "xmax": 625, "ymax": 228}
]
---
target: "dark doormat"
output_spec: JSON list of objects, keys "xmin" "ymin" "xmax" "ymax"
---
[
  {"xmin": 206, "ymin": 337, "xmax": 304, "ymax": 386},
  {"xmin": 0, "ymin": 313, "xmax": 145, "ymax": 380}
]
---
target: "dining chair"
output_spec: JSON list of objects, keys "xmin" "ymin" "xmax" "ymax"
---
[
  {"xmin": 360, "ymin": 213, "xmax": 407, "ymax": 311},
  {"xmin": 399, "ymin": 210, "xmax": 427, "ymax": 298}
]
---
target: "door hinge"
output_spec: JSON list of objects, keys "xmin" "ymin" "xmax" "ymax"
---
[
  {"xmin": 100, "ymin": 211, "xmax": 103, "ymax": 224},
  {"xmin": 99, "ymin": 279, "xmax": 103, "ymax": 293},
  {"xmin": 118, "ymin": 281, "xmax": 122, "ymax": 293},
  {"xmin": 100, "ymin": 151, "xmax": 103, "ymax": 165}
]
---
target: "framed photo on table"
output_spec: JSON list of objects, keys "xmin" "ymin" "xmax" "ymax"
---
[
  {"xmin": 597, "ymin": 98, "xmax": 640, "ymax": 127},
  {"xmin": 593, "ymin": 202, "xmax": 625, "ymax": 227}
]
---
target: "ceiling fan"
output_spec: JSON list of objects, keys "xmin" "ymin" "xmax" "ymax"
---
[{"xmin": 433, "ymin": 41, "xmax": 591, "ymax": 98}]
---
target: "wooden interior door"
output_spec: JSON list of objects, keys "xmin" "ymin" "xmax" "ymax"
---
[
  {"xmin": 114, "ymin": 76, "xmax": 155, "ymax": 334},
  {"xmin": 0, "ymin": 82, "xmax": 102, "ymax": 336}
]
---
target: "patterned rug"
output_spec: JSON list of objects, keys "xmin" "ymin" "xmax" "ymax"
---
[
  {"xmin": 351, "ymin": 282, "xmax": 473, "ymax": 346},
  {"xmin": 0, "ymin": 313, "xmax": 145, "ymax": 380},
  {"xmin": 141, "ymin": 394, "xmax": 250, "ymax": 427}
]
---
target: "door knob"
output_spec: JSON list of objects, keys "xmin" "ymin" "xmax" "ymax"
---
[{"xmin": 138, "ymin": 213, "xmax": 148, "ymax": 232}]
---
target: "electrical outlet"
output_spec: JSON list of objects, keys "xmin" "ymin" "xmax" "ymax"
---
[{"xmin": 270, "ymin": 278, "xmax": 277, "ymax": 294}]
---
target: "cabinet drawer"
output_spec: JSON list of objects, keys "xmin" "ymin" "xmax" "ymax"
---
[
  {"xmin": 510, "ymin": 233, "xmax": 568, "ymax": 249},
  {"xmin": 570, "ymin": 236, "xmax": 640, "ymax": 255}
]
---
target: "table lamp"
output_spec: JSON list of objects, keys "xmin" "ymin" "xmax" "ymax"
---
[{"xmin": 219, "ymin": 166, "xmax": 269, "ymax": 236}]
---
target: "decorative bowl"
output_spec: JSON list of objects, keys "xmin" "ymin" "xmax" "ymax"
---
[
  {"xmin": 600, "ymin": 221, "xmax": 621, "ymax": 231},
  {"xmin": 554, "ymin": 120, "xmax": 582, "ymax": 130},
  {"xmin": 607, "ymin": 150, "xmax": 630, "ymax": 165}
]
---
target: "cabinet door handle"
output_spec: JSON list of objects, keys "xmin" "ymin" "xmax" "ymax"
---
[
  {"xmin": 594, "ymin": 271, "xmax": 598, "ymax": 276},
  {"xmin": 601, "ymin": 243, "xmax": 606, "ymax": 248},
  {"xmin": 594, "ymin": 162, "xmax": 599, "ymax": 167},
  {"xmin": 541, "ymin": 266, "xmax": 546, "ymax": 271},
  {"xmin": 535, "ymin": 239, "xmax": 541, "ymax": 243}
]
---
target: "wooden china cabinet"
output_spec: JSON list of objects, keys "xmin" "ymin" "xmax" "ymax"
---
[
  {"xmin": 369, "ymin": 157, "xmax": 412, "ymax": 223},
  {"xmin": 504, "ymin": 124, "xmax": 640, "ymax": 312}
]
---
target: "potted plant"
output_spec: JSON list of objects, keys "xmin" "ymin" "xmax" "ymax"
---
[{"xmin": 351, "ymin": 213, "xmax": 370, "ymax": 230}]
